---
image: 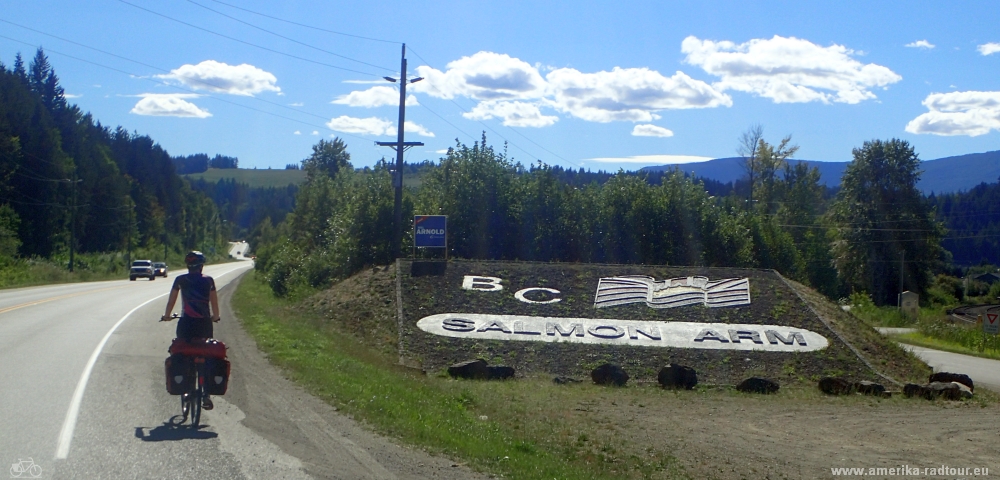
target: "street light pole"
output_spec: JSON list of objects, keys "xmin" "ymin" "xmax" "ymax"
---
[{"xmin": 376, "ymin": 43, "xmax": 423, "ymax": 260}]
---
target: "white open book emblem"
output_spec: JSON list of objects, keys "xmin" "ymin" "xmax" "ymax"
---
[{"xmin": 594, "ymin": 275, "xmax": 751, "ymax": 309}]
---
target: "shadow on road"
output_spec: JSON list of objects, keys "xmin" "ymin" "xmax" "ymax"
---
[{"xmin": 135, "ymin": 419, "xmax": 218, "ymax": 442}]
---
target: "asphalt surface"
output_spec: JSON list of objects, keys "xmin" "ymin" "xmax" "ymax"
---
[
  {"xmin": 877, "ymin": 327, "xmax": 1000, "ymax": 392},
  {"xmin": 2, "ymin": 243, "xmax": 488, "ymax": 479},
  {"xmin": 901, "ymin": 344, "xmax": 1000, "ymax": 392}
]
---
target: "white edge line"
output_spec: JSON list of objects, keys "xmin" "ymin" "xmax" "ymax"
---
[{"xmin": 55, "ymin": 293, "xmax": 168, "ymax": 459}]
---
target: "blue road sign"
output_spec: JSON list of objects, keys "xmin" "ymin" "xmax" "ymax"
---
[{"xmin": 414, "ymin": 215, "xmax": 447, "ymax": 248}]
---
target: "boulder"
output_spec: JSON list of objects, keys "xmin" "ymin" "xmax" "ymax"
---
[
  {"xmin": 903, "ymin": 383, "xmax": 926, "ymax": 398},
  {"xmin": 818, "ymin": 377, "xmax": 853, "ymax": 395},
  {"xmin": 488, "ymin": 366, "xmax": 516, "ymax": 380},
  {"xmin": 657, "ymin": 364, "xmax": 698, "ymax": 390},
  {"xmin": 736, "ymin": 377, "xmax": 779, "ymax": 394},
  {"xmin": 591, "ymin": 363, "xmax": 629, "ymax": 386},
  {"xmin": 927, "ymin": 381, "xmax": 962, "ymax": 400},
  {"xmin": 952, "ymin": 382, "xmax": 974, "ymax": 400},
  {"xmin": 854, "ymin": 381, "xmax": 886, "ymax": 397},
  {"xmin": 928, "ymin": 372, "xmax": 974, "ymax": 393},
  {"xmin": 447, "ymin": 359, "xmax": 489, "ymax": 380},
  {"xmin": 904, "ymin": 382, "xmax": 971, "ymax": 401}
]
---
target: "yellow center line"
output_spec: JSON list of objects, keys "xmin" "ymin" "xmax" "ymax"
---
[{"xmin": 0, "ymin": 285, "xmax": 129, "ymax": 315}]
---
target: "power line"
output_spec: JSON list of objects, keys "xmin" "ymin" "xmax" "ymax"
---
[
  {"xmin": 203, "ymin": 0, "xmax": 399, "ymax": 44},
  {"xmin": 183, "ymin": 0, "xmax": 396, "ymax": 73},
  {"xmin": 0, "ymin": 34, "xmax": 378, "ymax": 148},
  {"xmin": 115, "ymin": 0, "xmax": 382, "ymax": 77}
]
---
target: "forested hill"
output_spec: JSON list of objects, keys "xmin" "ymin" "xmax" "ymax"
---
[
  {"xmin": 0, "ymin": 49, "xmax": 222, "ymax": 261},
  {"xmin": 641, "ymin": 151, "xmax": 1000, "ymax": 194}
]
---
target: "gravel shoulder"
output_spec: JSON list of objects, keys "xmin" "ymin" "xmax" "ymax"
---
[{"xmin": 218, "ymin": 272, "xmax": 491, "ymax": 480}]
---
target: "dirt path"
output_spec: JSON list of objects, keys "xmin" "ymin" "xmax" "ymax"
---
[{"xmin": 594, "ymin": 389, "xmax": 1000, "ymax": 479}]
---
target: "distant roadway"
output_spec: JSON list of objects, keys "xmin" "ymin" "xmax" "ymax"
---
[{"xmin": 1, "ymin": 242, "xmax": 484, "ymax": 479}]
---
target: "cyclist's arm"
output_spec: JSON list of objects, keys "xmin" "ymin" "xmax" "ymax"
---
[
  {"xmin": 210, "ymin": 288, "xmax": 220, "ymax": 322},
  {"xmin": 162, "ymin": 286, "xmax": 180, "ymax": 321}
]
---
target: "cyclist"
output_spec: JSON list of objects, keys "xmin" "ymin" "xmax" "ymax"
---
[{"xmin": 161, "ymin": 251, "xmax": 220, "ymax": 410}]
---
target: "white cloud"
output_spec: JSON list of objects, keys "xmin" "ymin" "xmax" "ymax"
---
[
  {"xmin": 293, "ymin": 130, "xmax": 301, "ymax": 135},
  {"xmin": 435, "ymin": 149, "xmax": 450, "ymax": 154},
  {"xmin": 326, "ymin": 116, "xmax": 395, "ymax": 135},
  {"xmin": 130, "ymin": 94, "xmax": 211, "ymax": 118},
  {"xmin": 157, "ymin": 60, "xmax": 280, "ymax": 96},
  {"xmin": 631, "ymin": 124, "xmax": 674, "ymax": 137},
  {"xmin": 324, "ymin": 116, "xmax": 434, "ymax": 137},
  {"xmin": 463, "ymin": 100, "xmax": 558, "ymax": 127},
  {"xmin": 404, "ymin": 121, "xmax": 435, "ymax": 137},
  {"xmin": 311, "ymin": 130, "xmax": 319, "ymax": 135},
  {"xmin": 905, "ymin": 40, "xmax": 935, "ymax": 49},
  {"xmin": 64, "ymin": 93, "xmax": 82, "ymax": 99},
  {"xmin": 332, "ymin": 86, "xmax": 418, "ymax": 107},
  {"xmin": 546, "ymin": 67, "xmax": 731, "ymax": 122},
  {"xmin": 409, "ymin": 50, "xmax": 731, "ymax": 127},
  {"xmin": 289, "ymin": 102, "xmax": 304, "ymax": 107},
  {"xmin": 587, "ymin": 154, "xmax": 713, "ymax": 164},
  {"xmin": 978, "ymin": 43, "xmax": 1000, "ymax": 56},
  {"xmin": 413, "ymin": 51, "xmax": 548, "ymax": 101},
  {"xmin": 905, "ymin": 91, "xmax": 1000, "ymax": 136},
  {"xmin": 682, "ymin": 35, "xmax": 902, "ymax": 104}
]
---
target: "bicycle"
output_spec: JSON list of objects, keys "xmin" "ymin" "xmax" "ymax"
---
[
  {"xmin": 9, "ymin": 457, "xmax": 42, "ymax": 478},
  {"xmin": 161, "ymin": 314, "xmax": 228, "ymax": 427}
]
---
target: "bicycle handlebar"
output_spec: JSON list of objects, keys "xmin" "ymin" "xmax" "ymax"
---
[{"xmin": 161, "ymin": 313, "xmax": 221, "ymax": 323}]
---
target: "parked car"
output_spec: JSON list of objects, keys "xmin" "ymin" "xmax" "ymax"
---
[
  {"xmin": 130, "ymin": 260, "xmax": 155, "ymax": 281},
  {"xmin": 153, "ymin": 262, "xmax": 168, "ymax": 277}
]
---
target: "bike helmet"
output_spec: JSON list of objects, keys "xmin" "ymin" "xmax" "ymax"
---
[{"xmin": 184, "ymin": 251, "xmax": 206, "ymax": 268}]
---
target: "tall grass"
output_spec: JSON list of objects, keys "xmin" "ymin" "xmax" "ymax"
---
[{"xmin": 917, "ymin": 317, "xmax": 1000, "ymax": 354}]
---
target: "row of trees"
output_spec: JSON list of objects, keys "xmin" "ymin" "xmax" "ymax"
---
[
  {"xmin": 254, "ymin": 130, "xmax": 947, "ymax": 305},
  {"xmin": 173, "ymin": 153, "xmax": 239, "ymax": 174},
  {"xmin": 0, "ymin": 49, "xmax": 225, "ymax": 265}
]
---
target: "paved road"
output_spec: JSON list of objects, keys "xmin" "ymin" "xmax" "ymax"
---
[
  {"xmin": 900, "ymin": 344, "xmax": 1000, "ymax": 392},
  {"xmin": 876, "ymin": 327, "xmax": 1000, "ymax": 391},
  {"xmin": 2, "ymin": 246, "xmax": 486, "ymax": 479}
]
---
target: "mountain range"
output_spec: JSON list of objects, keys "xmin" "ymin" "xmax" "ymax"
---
[{"xmin": 641, "ymin": 150, "xmax": 1000, "ymax": 195}]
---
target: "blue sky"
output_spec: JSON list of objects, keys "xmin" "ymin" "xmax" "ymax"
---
[{"xmin": 2, "ymin": 1, "xmax": 999, "ymax": 171}]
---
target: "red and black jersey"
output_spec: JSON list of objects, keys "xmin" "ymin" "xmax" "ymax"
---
[{"xmin": 172, "ymin": 272, "xmax": 216, "ymax": 319}]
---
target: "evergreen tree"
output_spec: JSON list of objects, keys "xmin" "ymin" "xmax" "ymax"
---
[{"xmin": 830, "ymin": 139, "xmax": 946, "ymax": 305}]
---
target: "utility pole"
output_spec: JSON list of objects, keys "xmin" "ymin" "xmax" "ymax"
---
[
  {"xmin": 377, "ymin": 43, "xmax": 423, "ymax": 259},
  {"xmin": 898, "ymin": 249, "xmax": 905, "ymax": 308},
  {"xmin": 67, "ymin": 175, "xmax": 80, "ymax": 272},
  {"xmin": 126, "ymin": 196, "xmax": 133, "ymax": 266}
]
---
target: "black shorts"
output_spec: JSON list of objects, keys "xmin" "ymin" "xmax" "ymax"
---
[{"xmin": 176, "ymin": 316, "xmax": 214, "ymax": 340}]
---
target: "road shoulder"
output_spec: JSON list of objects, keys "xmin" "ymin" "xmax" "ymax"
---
[{"xmin": 216, "ymin": 271, "xmax": 490, "ymax": 480}]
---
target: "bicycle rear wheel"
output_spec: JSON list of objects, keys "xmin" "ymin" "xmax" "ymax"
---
[{"xmin": 190, "ymin": 372, "xmax": 202, "ymax": 427}]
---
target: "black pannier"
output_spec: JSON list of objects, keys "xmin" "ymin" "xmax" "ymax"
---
[
  {"xmin": 204, "ymin": 357, "xmax": 231, "ymax": 395},
  {"xmin": 165, "ymin": 353, "xmax": 194, "ymax": 395}
]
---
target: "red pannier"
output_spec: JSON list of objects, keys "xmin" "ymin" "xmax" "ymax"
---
[
  {"xmin": 164, "ymin": 354, "xmax": 194, "ymax": 395},
  {"xmin": 204, "ymin": 357, "xmax": 231, "ymax": 395},
  {"xmin": 168, "ymin": 338, "xmax": 227, "ymax": 359}
]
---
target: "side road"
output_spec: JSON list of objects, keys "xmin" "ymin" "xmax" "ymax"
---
[
  {"xmin": 902, "ymin": 344, "xmax": 1000, "ymax": 392},
  {"xmin": 878, "ymin": 328, "xmax": 1000, "ymax": 392},
  {"xmin": 216, "ymin": 272, "xmax": 491, "ymax": 480}
]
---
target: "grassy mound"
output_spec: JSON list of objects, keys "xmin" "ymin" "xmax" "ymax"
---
[{"xmin": 387, "ymin": 260, "xmax": 928, "ymax": 386}]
